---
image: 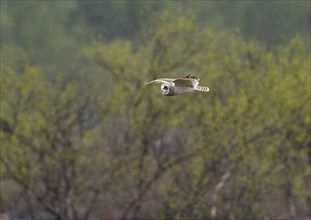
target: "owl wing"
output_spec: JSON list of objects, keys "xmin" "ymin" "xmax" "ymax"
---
[
  {"xmin": 175, "ymin": 77, "xmax": 209, "ymax": 92},
  {"xmin": 145, "ymin": 78, "xmax": 175, "ymax": 85},
  {"xmin": 194, "ymin": 85, "xmax": 210, "ymax": 92},
  {"xmin": 173, "ymin": 78, "xmax": 195, "ymax": 87}
]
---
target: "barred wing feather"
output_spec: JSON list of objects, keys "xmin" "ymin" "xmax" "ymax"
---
[{"xmin": 195, "ymin": 86, "xmax": 210, "ymax": 92}]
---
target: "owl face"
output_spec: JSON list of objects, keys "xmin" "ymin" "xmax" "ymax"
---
[{"xmin": 161, "ymin": 83, "xmax": 175, "ymax": 96}]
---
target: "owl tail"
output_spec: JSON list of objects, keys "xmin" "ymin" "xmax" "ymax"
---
[{"xmin": 195, "ymin": 86, "xmax": 210, "ymax": 92}]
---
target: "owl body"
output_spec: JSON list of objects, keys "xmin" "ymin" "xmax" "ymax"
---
[{"xmin": 146, "ymin": 74, "xmax": 209, "ymax": 96}]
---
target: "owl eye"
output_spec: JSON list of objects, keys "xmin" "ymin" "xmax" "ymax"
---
[{"xmin": 163, "ymin": 86, "xmax": 168, "ymax": 90}]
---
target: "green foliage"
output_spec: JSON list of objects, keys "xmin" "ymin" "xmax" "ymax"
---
[
  {"xmin": 1, "ymin": 6, "xmax": 310, "ymax": 220},
  {"xmin": 1, "ymin": 1, "xmax": 309, "ymax": 75},
  {"xmin": 1, "ymin": 1, "xmax": 90, "ymax": 75}
]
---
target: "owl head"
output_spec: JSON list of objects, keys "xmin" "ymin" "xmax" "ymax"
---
[{"xmin": 161, "ymin": 83, "xmax": 175, "ymax": 96}]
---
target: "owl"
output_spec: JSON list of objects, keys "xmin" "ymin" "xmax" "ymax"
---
[{"xmin": 145, "ymin": 74, "xmax": 209, "ymax": 96}]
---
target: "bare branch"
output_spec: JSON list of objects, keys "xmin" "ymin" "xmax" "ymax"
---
[{"xmin": 211, "ymin": 169, "xmax": 233, "ymax": 219}]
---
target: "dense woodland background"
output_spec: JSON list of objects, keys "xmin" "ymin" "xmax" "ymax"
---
[{"xmin": 1, "ymin": 1, "xmax": 310, "ymax": 220}]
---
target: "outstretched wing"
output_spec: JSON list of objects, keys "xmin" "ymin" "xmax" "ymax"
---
[
  {"xmin": 194, "ymin": 85, "xmax": 210, "ymax": 92},
  {"xmin": 173, "ymin": 78, "xmax": 195, "ymax": 87},
  {"xmin": 145, "ymin": 78, "xmax": 175, "ymax": 85}
]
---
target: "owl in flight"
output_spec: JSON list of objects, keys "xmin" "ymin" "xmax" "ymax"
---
[{"xmin": 145, "ymin": 74, "xmax": 210, "ymax": 96}]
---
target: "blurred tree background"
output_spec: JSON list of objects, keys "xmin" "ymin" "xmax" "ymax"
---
[{"xmin": 1, "ymin": 1, "xmax": 310, "ymax": 220}]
